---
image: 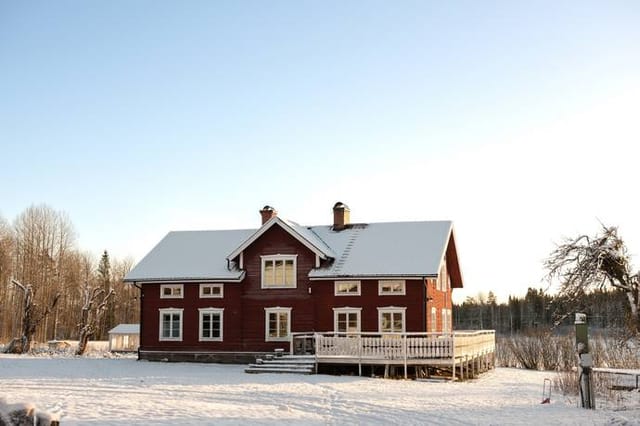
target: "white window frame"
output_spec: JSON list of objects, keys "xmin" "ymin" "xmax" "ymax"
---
[
  {"xmin": 199, "ymin": 308, "xmax": 224, "ymax": 342},
  {"xmin": 334, "ymin": 280, "xmax": 361, "ymax": 296},
  {"xmin": 431, "ymin": 307, "xmax": 437, "ymax": 331},
  {"xmin": 333, "ymin": 307, "xmax": 362, "ymax": 333},
  {"xmin": 377, "ymin": 306, "xmax": 406, "ymax": 333},
  {"xmin": 261, "ymin": 255, "xmax": 297, "ymax": 289},
  {"xmin": 159, "ymin": 308, "xmax": 183, "ymax": 341},
  {"xmin": 264, "ymin": 307, "xmax": 292, "ymax": 341},
  {"xmin": 441, "ymin": 308, "xmax": 448, "ymax": 333},
  {"xmin": 199, "ymin": 283, "xmax": 224, "ymax": 298},
  {"xmin": 378, "ymin": 280, "xmax": 406, "ymax": 295},
  {"xmin": 160, "ymin": 284, "xmax": 183, "ymax": 299}
]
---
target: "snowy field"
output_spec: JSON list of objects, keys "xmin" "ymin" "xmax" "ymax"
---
[{"xmin": 0, "ymin": 355, "xmax": 638, "ymax": 425}]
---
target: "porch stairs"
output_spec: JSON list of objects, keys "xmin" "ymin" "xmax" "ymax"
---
[{"xmin": 245, "ymin": 354, "xmax": 316, "ymax": 375}]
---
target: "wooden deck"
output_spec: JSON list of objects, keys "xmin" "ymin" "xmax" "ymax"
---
[{"xmin": 290, "ymin": 330, "xmax": 496, "ymax": 380}]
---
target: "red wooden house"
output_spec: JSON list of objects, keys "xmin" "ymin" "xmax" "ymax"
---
[{"xmin": 124, "ymin": 202, "xmax": 464, "ymax": 363}]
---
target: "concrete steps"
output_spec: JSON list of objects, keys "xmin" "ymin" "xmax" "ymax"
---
[{"xmin": 245, "ymin": 354, "xmax": 316, "ymax": 375}]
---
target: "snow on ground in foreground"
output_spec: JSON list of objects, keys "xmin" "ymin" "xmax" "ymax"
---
[{"xmin": 0, "ymin": 356, "xmax": 638, "ymax": 425}]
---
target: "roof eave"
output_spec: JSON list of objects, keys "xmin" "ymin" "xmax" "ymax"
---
[{"xmin": 124, "ymin": 271, "xmax": 246, "ymax": 284}]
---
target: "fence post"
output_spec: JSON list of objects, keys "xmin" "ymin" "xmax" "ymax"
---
[{"xmin": 575, "ymin": 313, "xmax": 594, "ymax": 409}]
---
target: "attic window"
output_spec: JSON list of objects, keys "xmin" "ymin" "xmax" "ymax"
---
[
  {"xmin": 335, "ymin": 281, "xmax": 361, "ymax": 296},
  {"xmin": 200, "ymin": 283, "xmax": 223, "ymax": 298},
  {"xmin": 160, "ymin": 284, "xmax": 183, "ymax": 299},
  {"xmin": 378, "ymin": 280, "xmax": 406, "ymax": 295},
  {"xmin": 261, "ymin": 255, "xmax": 297, "ymax": 289}
]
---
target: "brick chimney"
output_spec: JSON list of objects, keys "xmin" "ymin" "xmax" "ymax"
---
[
  {"xmin": 260, "ymin": 205, "xmax": 277, "ymax": 225},
  {"xmin": 332, "ymin": 202, "xmax": 350, "ymax": 230}
]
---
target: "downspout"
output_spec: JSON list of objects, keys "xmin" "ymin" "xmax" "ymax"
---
[{"xmin": 134, "ymin": 282, "xmax": 143, "ymax": 361}]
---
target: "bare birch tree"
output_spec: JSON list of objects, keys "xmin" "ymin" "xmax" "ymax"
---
[
  {"xmin": 13, "ymin": 205, "xmax": 75, "ymax": 342},
  {"xmin": 545, "ymin": 224, "xmax": 639, "ymax": 334}
]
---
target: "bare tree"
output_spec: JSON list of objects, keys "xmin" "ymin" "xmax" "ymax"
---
[
  {"xmin": 5, "ymin": 279, "xmax": 60, "ymax": 353},
  {"xmin": 545, "ymin": 224, "xmax": 639, "ymax": 333},
  {"xmin": 76, "ymin": 280, "xmax": 115, "ymax": 355}
]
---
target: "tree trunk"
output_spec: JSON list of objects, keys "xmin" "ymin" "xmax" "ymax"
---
[
  {"xmin": 76, "ymin": 327, "xmax": 90, "ymax": 355},
  {"xmin": 626, "ymin": 289, "xmax": 640, "ymax": 333}
]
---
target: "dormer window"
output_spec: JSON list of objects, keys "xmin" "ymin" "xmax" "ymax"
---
[{"xmin": 261, "ymin": 255, "xmax": 297, "ymax": 288}]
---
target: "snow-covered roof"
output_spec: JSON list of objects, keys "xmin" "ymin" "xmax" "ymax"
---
[
  {"xmin": 308, "ymin": 221, "xmax": 453, "ymax": 278},
  {"xmin": 108, "ymin": 324, "xmax": 140, "ymax": 334},
  {"xmin": 124, "ymin": 229, "xmax": 254, "ymax": 282},
  {"xmin": 226, "ymin": 216, "xmax": 335, "ymax": 261},
  {"xmin": 125, "ymin": 219, "xmax": 458, "ymax": 285}
]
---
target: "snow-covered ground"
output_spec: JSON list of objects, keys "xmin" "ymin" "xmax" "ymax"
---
[{"xmin": 0, "ymin": 355, "xmax": 638, "ymax": 425}]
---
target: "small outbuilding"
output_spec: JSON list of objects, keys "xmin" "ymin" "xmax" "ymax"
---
[{"xmin": 108, "ymin": 324, "xmax": 140, "ymax": 352}]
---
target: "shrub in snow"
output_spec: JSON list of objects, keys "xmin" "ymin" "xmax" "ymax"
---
[{"xmin": 0, "ymin": 398, "xmax": 59, "ymax": 426}]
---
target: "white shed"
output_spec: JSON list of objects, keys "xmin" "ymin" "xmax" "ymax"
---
[{"xmin": 108, "ymin": 324, "xmax": 140, "ymax": 352}]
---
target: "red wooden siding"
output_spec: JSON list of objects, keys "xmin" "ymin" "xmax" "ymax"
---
[
  {"xmin": 139, "ymin": 222, "xmax": 458, "ymax": 357},
  {"xmin": 238, "ymin": 224, "xmax": 316, "ymax": 351},
  {"xmin": 311, "ymin": 279, "xmax": 426, "ymax": 332}
]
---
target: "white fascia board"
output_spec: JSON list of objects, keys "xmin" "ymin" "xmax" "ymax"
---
[
  {"xmin": 436, "ymin": 223, "xmax": 454, "ymax": 274},
  {"xmin": 227, "ymin": 217, "xmax": 330, "ymax": 261},
  {"xmin": 309, "ymin": 275, "xmax": 437, "ymax": 281},
  {"xmin": 126, "ymin": 272, "xmax": 246, "ymax": 284}
]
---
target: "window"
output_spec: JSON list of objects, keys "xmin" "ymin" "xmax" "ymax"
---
[
  {"xmin": 159, "ymin": 308, "xmax": 183, "ymax": 341},
  {"xmin": 199, "ymin": 308, "xmax": 223, "ymax": 341},
  {"xmin": 333, "ymin": 308, "xmax": 362, "ymax": 333},
  {"xmin": 261, "ymin": 255, "xmax": 297, "ymax": 288},
  {"xmin": 437, "ymin": 261, "xmax": 448, "ymax": 292},
  {"xmin": 200, "ymin": 283, "xmax": 223, "ymax": 298},
  {"xmin": 335, "ymin": 280, "xmax": 361, "ymax": 296},
  {"xmin": 441, "ymin": 309, "xmax": 448, "ymax": 333},
  {"xmin": 265, "ymin": 307, "xmax": 291, "ymax": 341},
  {"xmin": 378, "ymin": 307, "xmax": 406, "ymax": 333},
  {"xmin": 431, "ymin": 307, "xmax": 437, "ymax": 331},
  {"xmin": 378, "ymin": 280, "xmax": 406, "ymax": 295},
  {"xmin": 160, "ymin": 284, "xmax": 183, "ymax": 299}
]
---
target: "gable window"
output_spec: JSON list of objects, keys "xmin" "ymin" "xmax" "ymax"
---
[
  {"xmin": 265, "ymin": 307, "xmax": 291, "ymax": 341},
  {"xmin": 378, "ymin": 307, "xmax": 406, "ymax": 333},
  {"xmin": 378, "ymin": 280, "xmax": 406, "ymax": 295},
  {"xmin": 200, "ymin": 283, "xmax": 223, "ymax": 298},
  {"xmin": 431, "ymin": 307, "xmax": 437, "ymax": 331},
  {"xmin": 333, "ymin": 307, "xmax": 362, "ymax": 333},
  {"xmin": 159, "ymin": 308, "xmax": 183, "ymax": 341},
  {"xmin": 160, "ymin": 284, "xmax": 183, "ymax": 299},
  {"xmin": 199, "ymin": 308, "xmax": 223, "ymax": 341},
  {"xmin": 335, "ymin": 280, "xmax": 361, "ymax": 296},
  {"xmin": 437, "ymin": 261, "xmax": 448, "ymax": 292},
  {"xmin": 441, "ymin": 308, "xmax": 452, "ymax": 333},
  {"xmin": 261, "ymin": 255, "xmax": 297, "ymax": 288}
]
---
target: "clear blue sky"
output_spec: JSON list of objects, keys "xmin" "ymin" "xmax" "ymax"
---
[{"xmin": 1, "ymin": 1, "xmax": 639, "ymax": 302}]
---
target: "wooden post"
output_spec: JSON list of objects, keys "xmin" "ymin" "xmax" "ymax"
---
[
  {"xmin": 403, "ymin": 334, "xmax": 408, "ymax": 379},
  {"xmin": 358, "ymin": 334, "xmax": 362, "ymax": 377},
  {"xmin": 575, "ymin": 313, "xmax": 594, "ymax": 409}
]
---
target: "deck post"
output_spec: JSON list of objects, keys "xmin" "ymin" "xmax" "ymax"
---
[
  {"xmin": 403, "ymin": 334, "xmax": 408, "ymax": 379},
  {"xmin": 358, "ymin": 335, "xmax": 362, "ymax": 377},
  {"xmin": 290, "ymin": 334, "xmax": 294, "ymax": 356},
  {"xmin": 451, "ymin": 333, "xmax": 456, "ymax": 381}
]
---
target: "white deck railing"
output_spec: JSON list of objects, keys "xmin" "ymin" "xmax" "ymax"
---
[{"xmin": 290, "ymin": 330, "xmax": 495, "ymax": 363}]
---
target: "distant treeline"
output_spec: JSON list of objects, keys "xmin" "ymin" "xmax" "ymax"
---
[
  {"xmin": 0, "ymin": 205, "xmax": 139, "ymax": 343},
  {"xmin": 454, "ymin": 288, "xmax": 630, "ymax": 334}
]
